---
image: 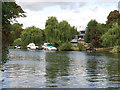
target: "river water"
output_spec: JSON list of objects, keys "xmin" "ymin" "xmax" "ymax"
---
[{"xmin": 1, "ymin": 49, "xmax": 120, "ymax": 88}]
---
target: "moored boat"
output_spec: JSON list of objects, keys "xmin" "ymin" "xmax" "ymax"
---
[
  {"xmin": 27, "ymin": 43, "xmax": 38, "ymax": 50},
  {"xmin": 42, "ymin": 43, "xmax": 57, "ymax": 51}
]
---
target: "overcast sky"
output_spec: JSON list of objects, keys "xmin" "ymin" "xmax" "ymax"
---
[{"xmin": 15, "ymin": 0, "xmax": 119, "ymax": 31}]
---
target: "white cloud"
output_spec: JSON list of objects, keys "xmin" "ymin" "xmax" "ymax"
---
[
  {"xmin": 16, "ymin": 1, "xmax": 118, "ymax": 31},
  {"xmin": 16, "ymin": 2, "xmax": 86, "ymax": 11},
  {"xmin": 16, "ymin": 0, "xmax": 118, "ymax": 2}
]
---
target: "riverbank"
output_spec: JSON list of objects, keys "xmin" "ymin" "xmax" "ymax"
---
[
  {"xmin": 94, "ymin": 47, "xmax": 113, "ymax": 52},
  {"xmin": 71, "ymin": 46, "xmax": 114, "ymax": 52},
  {"xmin": 9, "ymin": 45, "xmax": 117, "ymax": 53}
]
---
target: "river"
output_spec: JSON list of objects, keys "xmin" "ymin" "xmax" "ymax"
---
[{"xmin": 1, "ymin": 49, "xmax": 120, "ymax": 88}]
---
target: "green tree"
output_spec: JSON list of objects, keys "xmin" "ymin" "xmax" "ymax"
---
[
  {"xmin": 2, "ymin": 2, "xmax": 26, "ymax": 63},
  {"xmin": 70, "ymin": 26, "xmax": 79, "ymax": 39},
  {"xmin": 45, "ymin": 17, "xmax": 78, "ymax": 46},
  {"xmin": 58, "ymin": 20, "xmax": 71, "ymax": 43},
  {"xmin": 84, "ymin": 20, "xmax": 98, "ymax": 43},
  {"xmin": 13, "ymin": 38, "xmax": 22, "ymax": 46},
  {"xmin": 9, "ymin": 23, "xmax": 23, "ymax": 44},
  {"xmin": 20, "ymin": 26, "xmax": 44, "ymax": 48},
  {"xmin": 84, "ymin": 20, "xmax": 106, "ymax": 47},
  {"xmin": 106, "ymin": 10, "xmax": 120, "ymax": 25},
  {"xmin": 2, "ymin": 2, "xmax": 26, "ymax": 25},
  {"xmin": 45, "ymin": 16, "xmax": 58, "ymax": 43},
  {"xmin": 101, "ymin": 23, "xmax": 120, "ymax": 47}
]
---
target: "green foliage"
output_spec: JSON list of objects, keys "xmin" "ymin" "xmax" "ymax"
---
[
  {"xmin": 59, "ymin": 42, "xmax": 72, "ymax": 51},
  {"xmin": 84, "ymin": 20, "xmax": 98, "ymax": 43},
  {"xmin": 45, "ymin": 16, "xmax": 58, "ymax": 43},
  {"xmin": 106, "ymin": 10, "xmax": 120, "ymax": 25},
  {"xmin": 9, "ymin": 23, "xmax": 23, "ymax": 44},
  {"xmin": 78, "ymin": 44, "xmax": 83, "ymax": 51},
  {"xmin": 84, "ymin": 20, "xmax": 103, "ymax": 47},
  {"xmin": 20, "ymin": 26, "xmax": 44, "ymax": 48},
  {"xmin": 2, "ymin": 2, "xmax": 26, "ymax": 25},
  {"xmin": 45, "ymin": 16, "xmax": 78, "ymax": 45},
  {"xmin": 110, "ymin": 46, "xmax": 120, "ymax": 53},
  {"xmin": 13, "ymin": 38, "xmax": 22, "ymax": 46},
  {"xmin": 10, "ymin": 23, "xmax": 23, "ymax": 31},
  {"xmin": 2, "ymin": 2, "xmax": 26, "ymax": 63},
  {"xmin": 101, "ymin": 23, "xmax": 120, "ymax": 47}
]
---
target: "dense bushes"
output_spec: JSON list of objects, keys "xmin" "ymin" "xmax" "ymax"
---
[
  {"xmin": 110, "ymin": 46, "xmax": 120, "ymax": 53},
  {"xmin": 13, "ymin": 38, "xmax": 22, "ymax": 46},
  {"xmin": 78, "ymin": 44, "xmax": 83, "ymax": 51},
  {"xmin": 59, "ymin": 42, "xmax": 72, "ymax": 51}
]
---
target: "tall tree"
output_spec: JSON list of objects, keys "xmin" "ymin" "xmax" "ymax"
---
[
  {"xmin": 2, "ymin": 2, "xmax": 26, "ymax": 62},
  {"xmin": 101, "ymin": 23, "xmax": 120, "ymax": 47},
  {"xmin": 9, "ymin": 23, "xmax": 23, "ymax": 44},
  {"xmin": 58, "ymin": 20, "xmax": 71, "ymax": 43},
  {"xmin": 2, "ymin": 2, "xmax": 26, "ymax": 47},
  {"xmin": 45, "ymin": 16, "xmax": 58, "ymax": 43},
  {"xmin": 45, "ymin": 17, "xmax": 78, "ymax": 45},
  {"xmin": 84, "ymin": 20, "xmax": 103, "ymax": 47},
  {"xmin": 106, "ymin": 10, "xmax": 120, "ymax": 25},
  {"xmin": 84, "ymin": 20, "xmax": 98, "ymax": 43},
  {"xmin": 20, "ymin": 26, "xmax": 44, "ymax": 48}
]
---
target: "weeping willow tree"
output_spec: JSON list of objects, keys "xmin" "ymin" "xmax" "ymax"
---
[
  {"xmin": 101, "ymin": 23, "xmax": 120, "ymax": 47},
  {"xmin": 45, "ymin": 16, "xmax": 78, "ymax": 46}
]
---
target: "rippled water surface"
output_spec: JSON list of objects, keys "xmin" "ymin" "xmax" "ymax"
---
[{"xmin": 1, "ymin": 49, "xmax": 120, "ymax": 88}]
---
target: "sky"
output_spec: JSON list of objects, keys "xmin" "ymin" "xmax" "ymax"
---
[{"xmin": 15, "ymin": 0, "xmax": 119, "ymax": 31}]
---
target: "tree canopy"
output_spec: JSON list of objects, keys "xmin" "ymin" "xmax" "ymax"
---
[
  {"xmin": 2, "ymin": 2, "xmax": 26, "ymax": 47},
  {"xmin": 101, "ymin": 23, "xmax": 120, "ymax": 47},
  {"xmin": 2, "ymin": 2, "xmax": 26, "ymax": 63},
  {"xmin": 9, "ymin": 23, "xmax": 23, "ymax": 44},
  {"xmin": 2, "ymin": 2, "xmax": 26, "ymax": 25},
  {"xmin": 20, "ymin": 26, "xmax": 44, "ymax": 48},
  {"xmin": 106, "ymin": 10, "xmax": 120, "ymax": 25},
  {"xmin": 45, "ymin": 16, "xmax": 78, "ymax": 45}
]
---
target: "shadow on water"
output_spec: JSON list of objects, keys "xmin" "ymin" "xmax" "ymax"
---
[
  {"xmin": 45, "ymin": 51, "xmax": 70, "ymax": 87},
  {"xmin": 1, "ymin": 49, "xmax": 9, "ymax": 66}
]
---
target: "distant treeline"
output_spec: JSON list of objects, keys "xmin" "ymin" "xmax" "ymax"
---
[
  {"xmin": 84, "ymin": 10, "xmax": 120, "ymax": 48},
  {"xmin": 9, "ymin": 16, "xmax": 78, "ymax": 48}
]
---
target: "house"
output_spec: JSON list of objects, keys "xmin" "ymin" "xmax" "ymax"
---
[
  {"xmin": 71, "ymin": 30, "xmax": 86, "ymax": 46},
  {"xmin": 76, "ymin": 30, "xmax": 85, "ymax": 40},
  {"xmin": 71, "ymin": 39, "xmax": 78, "ymax": 46},
  {"xmin": 78, "ymin": 30, "xmax": 86, "ymax": 44}
]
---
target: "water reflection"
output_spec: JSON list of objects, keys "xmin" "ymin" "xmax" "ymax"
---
[
  {"xmin": 2, "ymin": 49, "xmax": 46, "ymax": 88},
  {"xmin": 1, "ymin": 49, "xmax": 120, "ymax": 88},
  {"xmin": 85, "ymin": 52, "xmax": 120, "ymax": 88},
  {"xmin": 45, "ymin": 51, "xmax": 70, "ymax": 87}
]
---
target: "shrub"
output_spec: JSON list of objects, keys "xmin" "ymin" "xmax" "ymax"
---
[
  {"xmin": 78, "ymin": 44, "xmax": 83, "ymax": 51},
  {"xmin": 59, "ymin": 42, "xmax": 72, "ymax": 51},
  {"xmin": 13, "ymin": 38, "xmax": 22, "ymax": 46},
  {"xmin": 110, "ymin": 46, "xmax": 120, "ymax": 53}
]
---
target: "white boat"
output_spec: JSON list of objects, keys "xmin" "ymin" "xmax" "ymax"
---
[
  {"xmin": 27, "ymin": 43, "xmax": 38, "ymax": 50},
  {"xmin": 14, "ymin": 45, "xmax": 21, "ymax": 49},
  {"xmin": 42, "ymin": 43, "xmax": 57, "ymax": 51},
  {"xmin": 47, "ymin": 46, "xmax": 57, "ymax": 51}
]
